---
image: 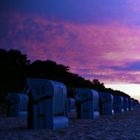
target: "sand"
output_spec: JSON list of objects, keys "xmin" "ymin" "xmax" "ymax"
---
[{"xmin": 0, "ymin": 105, "xmax": 140, "ymax": 140}]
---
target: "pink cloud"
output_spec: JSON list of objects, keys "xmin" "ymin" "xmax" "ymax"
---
[{"xmin": 1, "ymin": 12, "xmax": 140, "ymax": 84}]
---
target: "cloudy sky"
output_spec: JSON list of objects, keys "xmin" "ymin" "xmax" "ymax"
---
[{"xmin": 0, "ymin": 0, "xmax": 140, "ymax": 100}]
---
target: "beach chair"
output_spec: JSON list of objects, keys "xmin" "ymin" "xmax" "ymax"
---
[
  {"xmin": 75, "ymin": 88, "xmax": 99, "ymax": 119},
  {"xmin": 99, "ymin": 92, "xmax": 114, "ymax": 115},
  {"xmin": 6, "ymin": 93, "xmax": 28, "ymax": 117},
  {"xmin": 27, "ymin": 78, "xmax": 69, "ymax": 129},
  {"xmin": 68, "ymin": 98, "xmax": 76, "ymax": 113},
  {"xmin": 122, "ymin": 97, "xmax": 129, "ymax": 111},
  {"xmin": 128, "ymin": 98, "xmax": 133, "ymax": 111},
  {"xmin": 113, "ymin": 95, "xmax": 123, "ymax": 113}
]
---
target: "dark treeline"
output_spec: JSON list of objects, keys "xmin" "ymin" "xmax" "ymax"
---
[{"xmin": 0, "ymin": 48, "xmax": 139, "ymax": 103}]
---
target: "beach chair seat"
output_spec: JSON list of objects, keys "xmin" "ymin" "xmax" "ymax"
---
[
  {"xmin": 6, "ymin": 93, "xmax": 28, "ymax": 117},
  {"xmin": 75, "ymin": 88, "xmax": 99, "ymax": 119},
  {"xmin": 27, "ymin": 78, "xmax": 69, "ymax": 129}
]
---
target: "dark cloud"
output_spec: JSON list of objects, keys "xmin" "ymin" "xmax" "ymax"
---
[
  {"xmin": 101, "ymin": 61, "xmax": 140, "ymax": 71},
  {"xmin": 0, "ymin": 20, "xmax": 11, "ymax": 39},
  {"xmin": 23, "ymin": 18, "xmax": 41, "ymax": 30},
  {"xmin": 0, "ymin": 26, "xmax": 8, "ymax": 39},
  {"xmin": 83, "ymin": 74, "xmax": 110, "ymax": 79},
  {"xmin": 0, "ymin": 0, "xmax": 128, "ymax": 24},
  {"xmin": 42, "ymin": 23, "xmax": 66, "ymax": 36}
]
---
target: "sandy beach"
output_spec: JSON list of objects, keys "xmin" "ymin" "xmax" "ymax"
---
[{"xmin": 0, "ymin": 105, "xmax": 140, "ymax": 140}]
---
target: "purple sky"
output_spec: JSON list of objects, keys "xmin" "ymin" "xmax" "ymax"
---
[{"xmin": 0, "ymin": 0, "xmax": 140, "ymax": 85}]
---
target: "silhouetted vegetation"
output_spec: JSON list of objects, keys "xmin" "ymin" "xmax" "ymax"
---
[
  {"xmin": 0, "ymin": 49, "xmax": 29, "ymax": 102},
  {"xmin": 0, "ymin": 48, "xmax": 139, "ymax": 103},
  {"xmin": 27, "ymin": 60, "xmax": 93, "ymax": 89}
]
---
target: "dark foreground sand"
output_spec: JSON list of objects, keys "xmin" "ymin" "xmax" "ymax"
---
[{"xmin": 0, "ymin": 105, "xmax": 140, "ymax": 140}]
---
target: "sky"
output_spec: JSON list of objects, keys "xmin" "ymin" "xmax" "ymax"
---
[{"xmin": 0, "ymin": 0, "xmax": 140, "ymax": 101}]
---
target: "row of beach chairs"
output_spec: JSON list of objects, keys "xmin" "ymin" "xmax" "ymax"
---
[{"xmin": 6, "ymin": 78, "xmax": 138, "ymax": 130}]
